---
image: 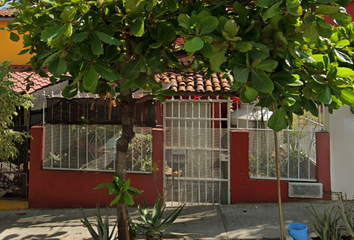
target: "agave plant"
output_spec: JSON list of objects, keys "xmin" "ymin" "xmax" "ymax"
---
[
  {"xmin": 338, "ymin": 193, "xmax": 354, "ymax": 238},
  {"xmin": 81, "ymin": 205, "xmax": 117, "ymax": 240},
  {"xmin": 308, "ymin": 205, "xmax": 342, "ymax": 240},
  {"xmin": 134, "ymin": 197, "xmax": 197, "ymax": 239}
]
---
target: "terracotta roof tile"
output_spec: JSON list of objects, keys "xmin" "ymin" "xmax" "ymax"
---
[
  {"xmin": 0, "ymin": 9, "xmax": 17, "ymax": 18},
  {"xmin": 9, "ymin": 66, "xmax": 233, "ymax": 95},
  {"xmin": 9, "ymin": 65, "xmax": 52, "ymax": 94},
  {"xmin": 155, "ymin": 71, "xmax": 232, "ymax": 93}
]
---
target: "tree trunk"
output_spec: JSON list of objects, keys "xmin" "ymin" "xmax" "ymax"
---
[{"xmin": 116, "ymin": 89, "xmax": 135, "ymax": 240}]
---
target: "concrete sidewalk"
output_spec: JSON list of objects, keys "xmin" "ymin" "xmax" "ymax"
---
[{"xmin": 0, "ymin": 201, "xmax": 340, "ymax": 240}]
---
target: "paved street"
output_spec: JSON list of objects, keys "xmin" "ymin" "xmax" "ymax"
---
[{"xmin": 0, "ymin": 201, "xmax": 341, "ymax": 240}]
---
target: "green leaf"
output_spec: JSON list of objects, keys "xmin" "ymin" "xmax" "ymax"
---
[
  {"xmin": 146, "ymin": 48, "xmax": 161, "ymax": 69},
  {"xmin": 263, "ymin": 1, "xmax": 283, "ymax": 21},
  {"xmin": 256, "ymin": 0, "xmax": 275, "ymax": 7},
  {"xmin": 60, "ymin": 6, "xmax": 76, "ymax": 23},
  {"xmin": 41, "ymin": 25, "xmax": 66, "ymax": 42},
  {"xmin": 254, "ymin": 60, "xmax": 278, "ymax": 72},
  {"xmin": 235, "ymin": 42, "xmax": 253, "ymax": 52},
  {"xmin": 124, "ymin": 192, "xmax": 134, "ymax": 206},
  {"xmin": 149, "ymin": 42, "xmax": 162, "ymax": 49},
  {"xmin": 334, "ymin": 49, "xmax": 353, "ymax": 64},
  {"xmin": 121, "ymin": 59, "xmax": 142, "ymax": 80},
  {"xmin": 233, "ymin": 65, "xmax": 249, "ymax": 83},
  {"xmin": 249, "ymin": 42, "xmax": 269, "ymax": 60},
  {"xmin": 223, "ymin": 19, "xmax": 238, "ymax": 38},
  {"xmin": 318, "ymin": 86, "xmax": 332, "ymax": 105},
  {"xmin": 80, "ymin": 43, "xmax": 93, "ymax": 60},
  {"xmin": 93, "ymin": 62, "xmax": 121, "ymax": 80},
  {"xmin": 268, "ymin": 108, "xmax": 288, "ymax": 131},
  {"xmin": 199, "ymin": 41, "xmax": 214, "ymax": 58},
  {"xmin": 94, "ymin": 31, "xmax": 123, "ymax": 45},
  {"xmin": 251, "ymin": 69, "xmax": 274, "ymax": 93},
  {"xmin": 294, "ymin": 49, "xmax": 316, "ymax": 63},
  {"xmin": 282, "ymin": 97, "xmax": 296, "ymax": 107},
  {"xmin": 83, "ymin": 65, "xmax": 99, "ymax": 92},
  {"xmin": 62, "ymin": 84, "xmax": 78, "ymax": 98},
  {"xmin": 184, "ymin": 37, "xmax": 204, "ymax": 52},
  {"xmin": 167, "ymin": 0, "xmax": 177, "ymax": 11},
  {"xmin": 157, "ymin": 23, "xmax": 176, "ymax": 42},
  {"xmin": 69, "ymin": 32, "xmax": 89, "ymax": 42},
  {"xmin": 178, "ymin": 14, "xmax": 189, "ymax": 26},
  {"xmin": 244, "ymin": 86, "xmax": 258, "ymax": 101},
  {"xmin": 316, "ymin": 23, "xmax": 332, "ymax": 38},
  {"xmin": 94, "ymin": 183, "xmax": 110, "ymax": 190},
  {"xmin": 91, "ymin": 33, "xmax": 103, "ymax": 56},
  {"xmin": 303, "ymin": 24, "xmax": 319, "ymax": 43},
  {"xmin": 10, "ymin": 32, "xmax": 20, "ymax": 42},
  {"xmin": 48, "ymin": 56, "xmax": 67, "ymax": 76},
  {"xmin": 337, "ymin": 67, "xmax": 354, "ymax": 80},
  {"xmin": 302, "ymin": 98, "xmax": 318, "ymax": 116},
  {"xmin": 123, "ymin": 179, "xmax": 131, "ymax": 192},
  {"xmin": 316, "ymin": 5, "xmax": 340, "ymax": 14},
  {"xmin": 130, "ymin": 17, "xmax": 145, "ymax": 37},
  {"xmin": 339, "ymin": 88, "xmax": 354, "ymax": 106},
  {"xmin": 199, "ymin": 16, "xmax": 218, "ymax": 35},
  {"xmin": 18, "ymin": 49, "xmax": 30, "ymax": 56},
  {"xmin": 126, "ymin": 0, "xmax": 139, "ymax": 13},
  {"xmin": 110, "ymin": 194, "xmax": 121, "ymax": 206},
  {"xmin": 210, "ymin": 46, "xmax": 228, "ymax": 72},
  {"xmin": 335, "ymin": 40, "xmax": 350, "ymax": 47}
]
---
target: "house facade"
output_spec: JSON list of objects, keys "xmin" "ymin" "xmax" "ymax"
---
[{"xmin": 0, "ymin": 5, "xmax": 352, "ymax": 209}]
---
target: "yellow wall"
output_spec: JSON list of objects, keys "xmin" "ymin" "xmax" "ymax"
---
[{"xmin": 0, "ymin": 20, "xmax": 31, "ymax": 65}]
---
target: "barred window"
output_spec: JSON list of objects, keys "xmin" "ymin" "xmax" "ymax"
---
[{"xmin": 43, "ymin": 124, "xmax": 153, "ymax": 173}]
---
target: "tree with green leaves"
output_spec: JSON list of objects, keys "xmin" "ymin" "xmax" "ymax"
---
[
  {"xmin": 0, "ymin": 61, "xmax": 33, "ymax": 161},
  {"xmin": 4, "ymin": 0, "xmax": 354, "ymax": 239}
]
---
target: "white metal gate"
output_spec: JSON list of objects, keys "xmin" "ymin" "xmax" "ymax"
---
[{"xmin": 163, "ymin": 96, "xmax": 230, "ymax": 205}]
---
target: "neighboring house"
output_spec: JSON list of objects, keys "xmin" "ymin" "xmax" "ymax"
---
[
  {"xmin": 0, "ymin": 9, "xmax": 67, "ymax": 209},
  {"xmin": 1, "ymin": 5, "xmax": 352, "ymax": 209}
]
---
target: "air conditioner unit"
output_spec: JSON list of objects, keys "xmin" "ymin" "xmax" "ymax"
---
[{"xmin": 288, "ymin": 182, "xmax": 323, "ymax": 198}]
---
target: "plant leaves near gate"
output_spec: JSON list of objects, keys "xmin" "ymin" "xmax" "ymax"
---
[
  {"xmin": 251, "ymin": 69, "xmax": 274, "ymax": 93},
  {"xmin": 337, "ymin": 67, "xmax": 354, "ymax": 81},
  {"xmin": 8, "ymin": 0, "xmax": 354, "ymax": 137},
  {"xmin": 233, "ymin": 65, "xmax": 249, "ymax": 83},
  {"xmin": 94, "ymin": 174, "xmax": 143, "ymax": 207},
  {"xmin": 91, "ymin": 33, "xmax": 103, "ymax": 55},
  {"xmin": 41, "ymin": 25, "xmax": 66, "ymax": 42},
  {"xmin": 200, "ymin": 41, "xmax": 214, "ymax": 58},
  {"xmin": 121, "ymin": 59, "xmax": 142, "ymax": 80},
  {"xmin": 62, "ymin": 83, "xmax": 78, "ymax": 99},
  {"xmin": 254, "ymin": 60, "xmax": 278, "ymax": 72},
  {"xmin": 263, "ymin": 1, "xmax": 283, "ymax": 21},
  {"xmin": 83, "ymin": 65, "xmax": 98, "ymax": 92},
  {"xmin": 10, "ymin": 32, "xmax": 19, "ymax": 42},
  {"xmin": 199, "ymin": 16, "xmax": 219, "ymax": 35},
  {"xmin": 334, "ymin": 49, "xmax": 353, "ymax": 64},
  {"xmin": 93, "ymin": 62, "xmax": 121, "ymax": 81},
  {"xmin": 130, "ymin": 17, "xmax": 145, "ymax": 37},
  {"xmin": 318, "ymin": 86, "xmax": 332, "ymax": 105},
  {"xmin": 184, "ymin": 37, "xmax": 204, "ymax": 52},
  {"xmin": 94, "ymin": 31, "xmax": 123, "ymax": 45},
  {"xmin": 268, "ymin": 108, "xmax": 287, "ymax": 131}
]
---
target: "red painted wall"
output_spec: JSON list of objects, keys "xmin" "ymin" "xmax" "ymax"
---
[
  {"xmin": 28, "ymin": 127, "xmax": 163, "ymax": 208},
  {"xmin": 230, "ymin": 130, "xmax": 331, "ymax": 203},
  {"xmin": 316, "ymin": 132, "xmax": 332, "ymax": 200}
]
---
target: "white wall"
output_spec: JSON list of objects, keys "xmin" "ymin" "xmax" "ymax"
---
[{"xmin": 329, "ymin": 106, "xmax": 354, "ymax": 198}]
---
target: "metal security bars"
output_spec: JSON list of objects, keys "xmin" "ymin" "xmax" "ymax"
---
[
  {"xmin": 43, "ymin": 124, "xmax": 153, "ymax": 173},
  {"xmin": 163, "ymin": 96, "xmax": 231, "ymax": 206},
  {"xmin": 231, "ymin": 103, "xmax": 324, "ymax": 181}
]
